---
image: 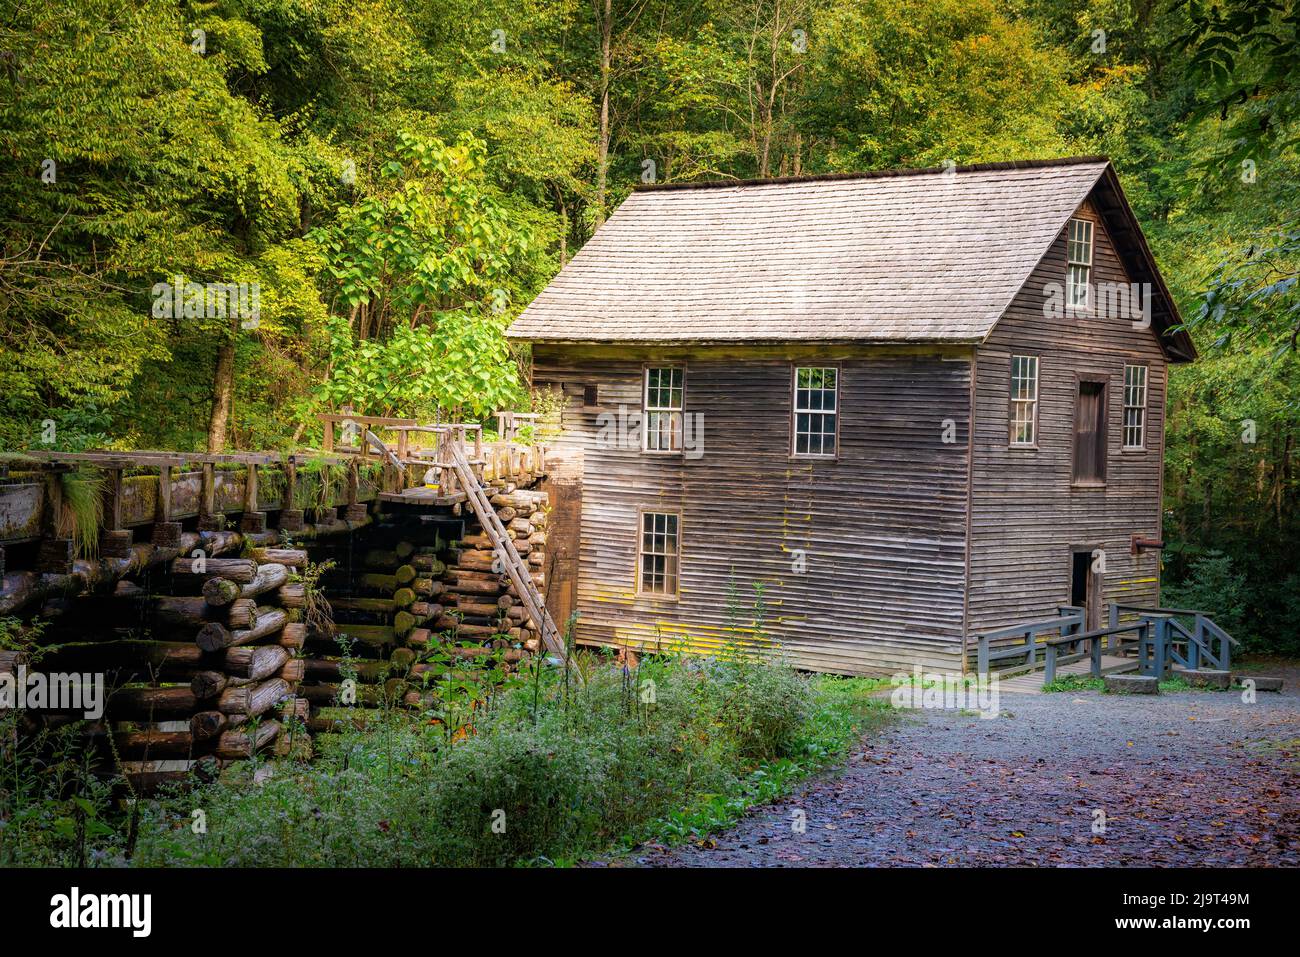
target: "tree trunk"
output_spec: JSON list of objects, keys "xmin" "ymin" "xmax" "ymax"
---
[
  {"xmin": 206, "ymin": 318, "xmax": 238, "ymax": 453},
  {"xmin": 594, "ymin": 0, "xmax": 612, "ymax": 228}
]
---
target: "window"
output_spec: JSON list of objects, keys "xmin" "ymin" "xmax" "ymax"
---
[
  {"xmin": 1122, "ymin": 365, "xmax": 1147, "ymax": 449},
  {"xmin": 638, "ymin": 511, "xmax": 679, "ymax": 596},
  {"xmin": 1067, "ymin": 218, "xmax": 1093, "ymax": 309},
  {"xmin": 793, "ymin": 367, "xmax": 838, "ymax": 457},
  {"xmin": 1009, "ymin": 355, "xmax": 1039, "ymax": 446},
  {"xmin": 643, "ymin": 367, "xmax": 684, "ymax": 452},
  {"xmin": 1073, "ymin": 380, "xmax": 1107, "ymax": 484}
]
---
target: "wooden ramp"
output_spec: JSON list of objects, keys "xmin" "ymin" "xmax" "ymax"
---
[{"xmin": 997, "ymin": 655, "xmax": 1137, "ymax": 695}]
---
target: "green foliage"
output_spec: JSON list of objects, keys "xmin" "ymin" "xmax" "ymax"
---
[{"xmin": 124, "ymin": 655, "xmax": 885, "ymax": 866}]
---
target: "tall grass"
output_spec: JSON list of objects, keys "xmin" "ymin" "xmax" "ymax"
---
[{"xmin": 126, "ymin": 655, "xmax": 887, "ymax": 867}]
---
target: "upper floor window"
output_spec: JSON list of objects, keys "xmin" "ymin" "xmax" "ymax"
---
[
  {"xmin": 1009, "ymin": 354, "xmax": 1039, "ymax": 446},
  {"xmin": 1073, "ymin": 380, "xmax": 1108, "ymax": 484},
  {"xmin": 793, "ymin": 366, "xmax": 838, "ymax": 457},
  {"xmin": 1067, "ymin": 218, "xmax": 1093, "ymax": 309},
  {"xmin": 638, "ymin": 510, "xmax": 680, "ymax": 597},
  {"xmin": 643, "ymin": 367, "xmax": 684, "ymax": 452},
  {"xmin": 1123, "ymin": 364, "xmax": 1148, "ymax": 449}
]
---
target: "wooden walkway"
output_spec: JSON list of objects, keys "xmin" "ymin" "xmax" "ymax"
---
[{"xmin": 997, "ymin": 655, "xmax": 1137, "ymax": 694}]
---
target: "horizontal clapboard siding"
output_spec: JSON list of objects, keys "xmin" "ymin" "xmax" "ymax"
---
[
  {"xmin": 967, "ymin": 197, "xmax": 1166, "ymax": 634},
  {"xmin": 534, "ymin": 349, "xmax": 972, "ymax": 676}
]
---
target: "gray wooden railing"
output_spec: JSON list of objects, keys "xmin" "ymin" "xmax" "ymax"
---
[
  {"xmin": 974, "ymin": 606, "xmax": 1084, "ymax": 677},
  {"xmin": 975, "ymin": 603, "xmax": 1241, "ymax": 680},
  {"xmin": 1041, "ymin": 618, "xmax": 1152, "ymax": 683},
  {"xmin": 1109, "ymin": 604, "xmax": 1239, "ymax": 673}
]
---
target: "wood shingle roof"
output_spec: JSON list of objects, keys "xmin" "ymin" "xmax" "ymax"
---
[{"xmin": 508, "ymin": 157, "xmax": 1193, "ymax": 361}]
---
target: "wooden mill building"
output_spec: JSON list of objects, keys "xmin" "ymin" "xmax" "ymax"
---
[{"xmin": 509, "ymin": 157, "xmax": 1196, "ymax": 675}]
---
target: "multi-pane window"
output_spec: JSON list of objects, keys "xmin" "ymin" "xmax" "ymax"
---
[
  {"xmin": 1123, "ymin": 364, "xmax": 1148, "ymax": 449},
  {"xmin": 793, "ymin": 367, "xmax": 838, "ymax": 456},
  {"xmin": 1009, "ymin": 355, "xmax": 1039, "ymax": 446},
  {"xmin": 643, "ymin": 367, "xmax": 684, "ymax": 452},
  {"xmin": 1067, "ymin": 218, "xmax": 1093, "ymax": 309},
  {"xmin": 638, "ymin": 511, "xmax": 679, "ymax": 596}
]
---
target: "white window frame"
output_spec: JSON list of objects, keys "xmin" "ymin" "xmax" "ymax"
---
[
  {"xmin": 1067, "ymin": 218, "xmax": 1093, "ymax": 310},
  {"xmin": 637, "ymin": 509, "xmax": 680, "ymax": 598},
  {"xmin": 792, "ymin": 366, "xmax": 839, "ymax": 458},
  {"xmin": 1009, "ymin": 354, "xmax": 1039, "ymax": 447},
  {"xmin": 1122, "ymin": 364, "xmax": 1148, "ymax": 450},
  {"xmin": 643, "ymin": 367, "xmax": 685, "ymax": 454}
]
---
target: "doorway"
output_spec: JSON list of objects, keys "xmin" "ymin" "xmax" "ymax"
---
[{"xmin": 1070, "ymin": 548, "xmax": 1102, "ymax": 631}]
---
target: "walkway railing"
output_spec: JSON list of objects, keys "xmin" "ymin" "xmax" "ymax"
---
[
  {"xmin": 974, "ymin": 603, "xmax": 1241, "ymax": 679},
  {"xmin": 1110, "ymin": 604, "xmax": 1239, "ymax": 673},
  {"xmin": 974, "ymin": 606, "xmax": 1084, "ymax": 677}
]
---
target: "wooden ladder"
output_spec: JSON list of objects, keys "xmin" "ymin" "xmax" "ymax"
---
[{"xmin": 447, "ymin": 442, "xmax": 577, "ymax": 678}]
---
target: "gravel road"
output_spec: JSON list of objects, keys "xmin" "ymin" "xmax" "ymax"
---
[{"xmin": 628, "ymin": 665, "xmax": 1300, "ymax": 867}]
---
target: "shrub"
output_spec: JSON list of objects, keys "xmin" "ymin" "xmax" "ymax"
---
[{"xmin": 131, "ymin": 653, "xmax": 830, "ymax": 867}]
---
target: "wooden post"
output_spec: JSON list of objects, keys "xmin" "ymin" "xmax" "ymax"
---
[
  {"xmin": 152, "ymin": 463, "xmax": 182, "ymax": 546},
  {"xmin": 323, "ymin": 417, "xmax": 335, "ymax": 452},
  {"xmin": 199, "ymin": 462, "xmax": 221, "ymax": 531},
  {"xmin": 241, "ymin": 462, "xmax": 266, "ymax": 532},
  {"xmin": 98, "ymin": 464, "xmax": 133, "ymax": 558},
  {"xmin": 37, "ymin": 465, "xmax": 73, "ymax": 573},
  {"xmin": 281, "ymin": 457, "xmax": 304, "ymax": 531}
]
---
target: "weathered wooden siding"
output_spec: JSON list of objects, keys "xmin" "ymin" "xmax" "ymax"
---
[
  {"xmin": 532, "ymin": 348, "xmax": 972, "ymax": 675},
  {"xmin": 968, "ymin": 196, "xmax": 1167, "ymax": 636}
]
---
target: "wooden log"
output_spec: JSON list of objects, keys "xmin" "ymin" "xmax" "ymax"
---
[
  {"xmin": 445, "ymin": 578, "xmax": 503, "ymax": 596},
  {"xmin": 112, "ymin": 728, "xmax": 198, "ymax": 758},
  {"xmin": 413, "ymin": 577, "xmax": 443, "ymax": 597},
  {"xmin": 171, "ymin": 556, "xmax": 257, "ymax": 583},
  {"xmin": 197, "ymin": 607, "xmax": 288, "ymax": 652},
  {"xmin": 456, "ymin": 550, "xmax": 498, "ymax": 572},
  {"xmin": 204, "ymin": 562, "xmax": 289, "ymax": 606},
  {"xmin": 330, "ymin": 597, "xmax": 395, "ymax": 614},
  {"xmin": 434, "ymin": 618, "xmax": 504, "ymax": 638},
  {"xmin": 217, "ymin": 677, "xmax": 290, "ymax": 717},
  {"xmin": 190, "ymin": 710, "xmax": 227, "ymax": 740},
  {"xmin": 223, "ymin": 645, "xmax": 289, "ymax": 680},
  {"xmin": 303, "ymin": 657, "xmax": 391, "ymax": 682},
  {"xmin": 328, "ymin": 624, "xmax": 396, "ymax": 648},
  {"xmin": 408, "ymin": 601, "xmax": 440, "ymax": 624},
  {"xmin": 227, "ymin": 598, "xmax": 258, "ymax": 629},
  {"xmin": 277, "ymin": 582, "xmax": 306, "ymax": 608},
  {"xmin": 406, "ymin": 628, "xmax": 432, "ymax": 649},
  {"xmin": 452, "ymin": 599, "xmax": 504, "ymax": 618},
  {"xmin": 279, "ymin": 622, "xmax": 307, "ymax": 650},
  {"xmin": 110, "ymin": 685, "xmax": 198, "ymax": 718},
  {"xmin": 247, "ymin": 547, "xmax": 307, "ymax": 568},
  {"xmin": 393, "ymin": 611, "xmax": 416, "ymax": 638},
  {"xmin": 279, "ymin": 658, "xmax": 305, "ymax": 682},
  {"xmin": 393, "ymin": 587, "xmax": 416, "ymax": 609},
  {"xmin": 191, "ymin": 671, "xmax": 228, "ymax": 699},
  {"xmin": 201, "ymin": 577, "xmax": 240, "ymax": 607},
  {"xmin": 411, "ymin": 555, "xmax": 446, "ymax": 575},
  {"xmin": 394, "ymin": 564, "xmax": 416, "ymax": 585},
  {"xmin": 215, "ymin": 720, "xmax": 280, "ymax": 760}
]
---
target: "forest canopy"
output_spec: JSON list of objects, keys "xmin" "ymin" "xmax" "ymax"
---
[{"xmin": 0, "ymin": 0, "xmax": 1297, "ymax": 649}]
